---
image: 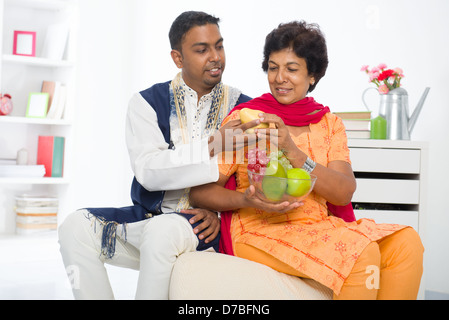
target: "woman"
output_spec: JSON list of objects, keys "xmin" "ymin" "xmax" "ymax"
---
[{"xmin": 189, "ymin": 21, "xmax": 424, "ymax": 300}]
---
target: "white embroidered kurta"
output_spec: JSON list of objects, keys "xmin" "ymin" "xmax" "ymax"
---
[{"xmin": 126, "ymin": 75, "xmax": 241, "ymax": 213}]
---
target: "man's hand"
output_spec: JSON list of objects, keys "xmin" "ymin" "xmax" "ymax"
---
[
  {"xmin": 208, "ymin": 119, "xmax": 260, "ymax": 157},
  {"xmin": 180, "ymin": 208, "xmax": 220, "ymax": 244}
]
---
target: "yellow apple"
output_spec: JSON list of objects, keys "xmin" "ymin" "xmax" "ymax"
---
[
  {"xmin": 286, "ymin": 168, "xmax": 312, "ymax": 197},
  {"xmin": 239, "ymin": 108, "xmax": 269, "ymax": 133}
]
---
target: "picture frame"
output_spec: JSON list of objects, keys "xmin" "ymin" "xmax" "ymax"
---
[
  {"xmin": 13, "ymin": 31, "xmax": 36, "ymax": 57},
  {"xmin": 26, "ymin": 92, "xmax": 49, "ymax": 118}
]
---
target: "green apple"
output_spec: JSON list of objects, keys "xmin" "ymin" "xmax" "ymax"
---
[
  {"xmin": 262, "ymin": 159, "xmax": 287, "ymax": 201},
  {"xmin": 262, "ymin": 176, "xmax": 287, "ymax": 201},
  {"xmin": 264, "ymin": 159, "xmax": 287, "ymax": 178},
  {"xmin": 286, "ymin": 168, "xmax": 312, "ymax": 197}
]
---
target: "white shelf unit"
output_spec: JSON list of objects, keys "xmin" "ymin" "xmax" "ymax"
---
[
  {"xmin": 0, "ymin": 0, "xmax": 78, "ymax": 235},
  {"xmin": 348, "ymin": 139, "xmax": 428, "ymax": 299}
]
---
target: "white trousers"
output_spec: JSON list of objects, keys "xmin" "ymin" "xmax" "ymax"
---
[{"xmin": 58, "ymin": 209, "xmax": 199, "ymax": 300}]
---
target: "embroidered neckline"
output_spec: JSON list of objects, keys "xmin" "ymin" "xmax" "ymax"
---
[{"xmin": 169, "ymin": 73, "xmax": 233, "ymax": 211}]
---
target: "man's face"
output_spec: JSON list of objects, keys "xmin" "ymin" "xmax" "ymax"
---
[{"xmin": 171, "ymin": 23, "xmax": 226, "ymax": 97}]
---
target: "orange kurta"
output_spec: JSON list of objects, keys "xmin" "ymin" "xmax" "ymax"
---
[{"xmin": 218, "ymin": 111, "xmax": 406, "ymax": 294}]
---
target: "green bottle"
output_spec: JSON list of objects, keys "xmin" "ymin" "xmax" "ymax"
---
[{"xmin": 370, "ymin": 115, "xmax": 387, "ymax": 139}]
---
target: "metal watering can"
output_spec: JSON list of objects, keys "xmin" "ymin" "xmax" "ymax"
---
[{"xmin": 362, "ymin": 87, "xmax": 430, "ymax": 140}]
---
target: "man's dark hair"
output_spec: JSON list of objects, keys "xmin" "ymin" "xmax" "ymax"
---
[
  {"xmin": 262, "ymin": 21, "xmax": 328, "ymax": 93},
  {"xmin": 169, "ymin": 11, "xmax": 220, "ymax": 51}
]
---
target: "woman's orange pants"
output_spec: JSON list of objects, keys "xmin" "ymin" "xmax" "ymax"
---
[{"xmin": 234, "ymin": 227, "xmax": 424, "ymax": 300}]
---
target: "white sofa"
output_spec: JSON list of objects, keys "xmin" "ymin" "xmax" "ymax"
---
[{"xmin": 169, "ymin": 251, "xmax": 332, "ymax": 300}]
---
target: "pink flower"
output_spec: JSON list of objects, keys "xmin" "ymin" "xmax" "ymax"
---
[
  {"xmin": 360, "ymin": 65, "xmax": 369, "ymax": 72},
  {"xmin": 377, "ymin": 63, "xmax": 387, "ymax": 70},
  {"xmin": 393, "ymin": 67, "xmax": 404, "ymax": 77},
  {"xmin": 378, "ymin": 84, "xmax": 389, "ymax": 94},
  {"xmin": 369, "ymin": 71, "xmax": 379, "ymax": 81}
]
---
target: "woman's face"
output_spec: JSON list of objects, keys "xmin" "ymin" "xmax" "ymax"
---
[{"xmin": 267, "ymin": 48, "xmax": 315, "ymax": 105}]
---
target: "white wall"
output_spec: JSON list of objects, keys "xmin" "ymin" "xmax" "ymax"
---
[{"xmin": 72, "ymin": 0, "xmax": 449, "ymax": 295}]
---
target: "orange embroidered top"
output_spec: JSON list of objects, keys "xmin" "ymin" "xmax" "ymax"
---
[{"xmin": 218, "ymin": 110, "xmax": 406, "ymax": 294}]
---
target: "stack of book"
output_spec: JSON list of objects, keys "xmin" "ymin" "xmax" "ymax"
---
[
  {"xmin": 333, "ymin": 111, "xmax": 372, "ymax": 139},
  {"xmin": 15, "ymin": 195, "xmax": 59, "ymax": 235},
  {"xmin": 37, "ymin": 135, "xmax": 65, "ymax": 177}
]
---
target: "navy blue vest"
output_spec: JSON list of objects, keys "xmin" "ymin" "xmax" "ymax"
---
[
  {"xmin": 84, "ymin": 81, "xmax": 250, "ymax": 257},
  {"xmin": 86, "ymin": 81, "xmax": 172, "ymax": 224}
]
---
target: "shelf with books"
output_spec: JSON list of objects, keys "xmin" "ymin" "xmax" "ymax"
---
[
  {"xmin": 0, "ymin": 0, "xmax": 78, "ymax": 236},
  {"xmin": 0, "ymin": 135, "xmax": 67, "ymax": 181}
]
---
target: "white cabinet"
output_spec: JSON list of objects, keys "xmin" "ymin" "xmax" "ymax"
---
[
  {"xmin": 0, "ymin": 0, "xmax": 79, "ymax": 234},
  {"xmin": 348, "ymin": 139, "xmax": 428, "ymax": 235},
  {"xmin": 348, "ymin": 139, "xmax": 428, "ymax": 299}
]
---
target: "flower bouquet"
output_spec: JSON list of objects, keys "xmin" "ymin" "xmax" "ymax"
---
[{"xmin": 361, "ymin": 63, "xmax": 404, "ymax": 94}]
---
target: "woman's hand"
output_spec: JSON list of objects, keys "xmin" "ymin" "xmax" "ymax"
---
[
  {"xmin": 251, "ymin": 113, "xmax": 356, "ymax": 206},
  {"xmin": 243, "ymin": 184, "xmax": 303, "ymax": 213},
  {"xmin": 254, "ymin": 113, "xmax": 307, "ymax": 167},
  {"xmin": 255, "ymin": 113, "xmax": 297, "ymax": 154}
]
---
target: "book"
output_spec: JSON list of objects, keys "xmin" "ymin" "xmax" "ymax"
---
[
  {"xmin": 346, "ymin": 130, "xmax": 371, "ymax": 139},
  {"xmin": 41, "ymin": 80, "xmax": 58, "ymax": 115},
  {"xmin": 53, "ymin": 84, "xmax": 67, "ymax": 119},
  {"xmin": 41, "ymin": 81, "xmax": 56, "ymax": 107},
  {"xmin": 43, "ymin": 81, "xmax": 67, "ymax": 120},
  {"xmin": 342, "ymin": 119, "xmax": 371, "ymax": 131},
  {"xmin": 37, "ymin": 136, "xmax": 65, "ymax": 177},
  {"xmin": 333, "ymin": 111, "xmax": 372, "ymax": 119}
]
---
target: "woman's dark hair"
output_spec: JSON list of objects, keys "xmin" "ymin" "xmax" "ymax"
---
[
  {"xmin": 262, "ymin": 21, "xmax": 328, "ymax": 92},
  {"xmin": 169, "ymin": 11, "xmax": 220, "ymax": 52}
]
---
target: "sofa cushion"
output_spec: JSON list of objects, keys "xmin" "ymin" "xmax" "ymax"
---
[{"xmin": 169, "ymin": 251, "xmax": 332, "ymax": 300}]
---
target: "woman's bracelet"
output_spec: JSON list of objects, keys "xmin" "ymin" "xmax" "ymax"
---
[{"xmin": 302, "ymin": 157, "xmax": 316, "ymax": 173}]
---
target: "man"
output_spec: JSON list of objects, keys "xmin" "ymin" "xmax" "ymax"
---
[{"xmin": 58, "ymin": 11, "xmax": 258, "ymax": 300}]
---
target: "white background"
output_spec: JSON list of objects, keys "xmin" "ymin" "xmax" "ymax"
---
[{"xmin": 71, "ymin": 0, "xmax": 449, "ymax": 295}]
